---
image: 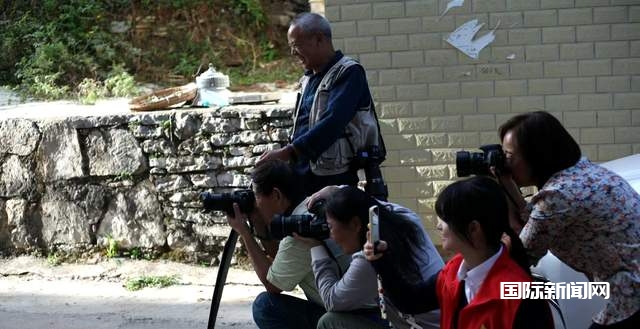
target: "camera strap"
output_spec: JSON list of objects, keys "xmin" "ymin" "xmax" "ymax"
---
[
  {"xmin": 343, "ymin": 100, "xmax": 387, "ymax": 165},
  {"xmin": 320, "ymin": 240, "xmax": 344, "ymax": 278},
  {"xmin": 247, "ymin": 216, "xmax": 273, "ymax": 241},
  {"xmin": 370, "ymin": 101, "xmax": 387, "ymax": 161}
]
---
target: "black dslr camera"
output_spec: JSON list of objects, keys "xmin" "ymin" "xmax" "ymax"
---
[
  {"xmin": 351, "ymin": 145, "xmax": 388, "ymax": 201},
  {"xmin": 200, "ymin": 189, "xmax": 255, "ymax": 215},
  {"xmin": 269, "ymin": 200, "xmax": 329, "ymax": 241},
  {"xmin": 456, "ymin": 144, "xmax": 506, "ymax": 177}
]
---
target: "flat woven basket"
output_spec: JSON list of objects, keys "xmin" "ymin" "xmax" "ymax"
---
[{"xmin": 129, "ymin": 83, "xmax": 197, "ymax": 112}]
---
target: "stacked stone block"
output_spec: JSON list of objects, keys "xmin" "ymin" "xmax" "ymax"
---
[{"xmin": 0, "ymin": 105, "xmax": 293, "ymax": 262}]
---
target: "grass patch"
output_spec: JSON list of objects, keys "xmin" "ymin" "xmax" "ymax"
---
[
  {"xmin": 226, "ymin": 59, "xmax": 299, "ymax": 89},
  {"xmin": 105, "ymin": 234, "xmax": 120, "ymax": 258},
  {"xmin": 124, "ymin": 275, "xmax": 179, "ymax": 291},
  {"xmin": 46, "ymin": 252, "xmax": 62, "ymax": 266}
]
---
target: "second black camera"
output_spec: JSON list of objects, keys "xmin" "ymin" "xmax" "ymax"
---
[
  {"xmin": 456, "ymin": 144, "xmax": 506, "ymax": 177},
  {"xmin": 269, "ymin": 200, "xmax": 330, "ymax": 240}
]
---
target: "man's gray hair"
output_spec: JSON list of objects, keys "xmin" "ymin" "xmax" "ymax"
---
[{"xmin": 290, "ymin": 12, "xmax": 332, "ymax": 40}]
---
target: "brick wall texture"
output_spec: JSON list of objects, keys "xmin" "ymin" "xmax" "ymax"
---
[{"xmin": 322, "ymin": 0, "xmax": 640, "ymax": 241}]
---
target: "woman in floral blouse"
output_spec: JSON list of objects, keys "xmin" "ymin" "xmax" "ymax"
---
[{"xmin": 496, "ymin": 111, "xmax": 640, "ymax": 329}]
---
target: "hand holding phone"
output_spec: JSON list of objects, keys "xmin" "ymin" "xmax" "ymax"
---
[{"xmin": 369, "ymin": 205, "xmax": 380, "ymax": 245}]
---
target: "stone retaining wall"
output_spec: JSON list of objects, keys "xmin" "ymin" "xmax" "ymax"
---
[{"xmin": 0, "ymin": 104, "xmax": 293, "ymax": 262}]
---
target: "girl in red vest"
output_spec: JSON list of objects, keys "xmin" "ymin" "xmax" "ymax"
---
[{"xmin": 365, "ymin": 176, "xmax": 554, "ymax": 329}]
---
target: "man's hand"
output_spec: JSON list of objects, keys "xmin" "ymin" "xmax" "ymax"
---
[
  {"xmin": 257, "ymin": 145, "xmax": 296, "ymax": 166},
  {"xmin": 227, "ymin": 203, "xmax": 251, "ymax": 236}
]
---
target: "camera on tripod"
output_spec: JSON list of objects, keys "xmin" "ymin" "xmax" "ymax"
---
[
  {"xmin": 456, "ymin": 144, "xmax": 506, "ymax": 177},
  {"xmin": 269, "ymin": 200, "xmax": 329, "ymax": 240},
  {"xmin": 351, "ymin": 145, "xmax": 388, "ymax": 201},
  {"xmin": 200, "ymin": 189, "xmax": 255, "ymax": 215}
]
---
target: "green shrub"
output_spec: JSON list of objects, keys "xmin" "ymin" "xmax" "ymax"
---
[
  {"xmin": 105, "ymin": 66, "xmax": 138, "ymax": 97},
  {"xmin": 2, "ymin": 1, "xmax": 135, "ymax": 100},
  {"xmin": 77, "ymin": 78, "xmax": 106, "ymax": 105},
  {"xmin": 28, "ymin": 74, "xmax": 70, "ymax": 100},
  {"xmin": 1, "ymin": 0, "xmax": 297, "ymax": 100}
]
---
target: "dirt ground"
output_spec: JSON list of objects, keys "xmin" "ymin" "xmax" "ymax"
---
[{"xmin": 0, "ymin": 256, "xmax": 303, "ymax": 329}]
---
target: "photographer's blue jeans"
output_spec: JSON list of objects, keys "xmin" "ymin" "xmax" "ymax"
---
[{"xmin": 252, "ymin": 292, "xmax": 326, "ymax": 329}]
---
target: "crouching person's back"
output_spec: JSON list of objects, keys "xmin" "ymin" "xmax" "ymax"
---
[
  {"xmin": 224, "ymin": 159, "xmax": 349, "ymax": 329},
  {"xmin": 297, "ymin": 186, "xmax": 444, "ymax": 329}
]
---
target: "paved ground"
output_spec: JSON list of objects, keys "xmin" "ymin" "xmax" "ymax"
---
[
  {"xmin": 0, "ymin": 86, "xmax": 297, "ymax": 120},
  {"xmin": 0, "ymin": 87, "xmax": 134, "ymax": 120},
  {"xmin": 0, "ymin": 255, "xmax": 305, "ymax": 329}
]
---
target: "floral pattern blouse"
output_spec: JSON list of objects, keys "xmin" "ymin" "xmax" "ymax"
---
[{"xmin": 520, "ymin": 157, "xmax": 640, "ymax": 325}]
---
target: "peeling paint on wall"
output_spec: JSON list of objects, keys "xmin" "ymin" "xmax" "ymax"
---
[{"xmin": 445, "ymin": 19, "xmax": 496, "ymax": 59}]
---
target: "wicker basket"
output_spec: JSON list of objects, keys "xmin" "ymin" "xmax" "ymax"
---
[{"xmin": 129, "ymin": 83, "xmax": 197, "ymax": 112}]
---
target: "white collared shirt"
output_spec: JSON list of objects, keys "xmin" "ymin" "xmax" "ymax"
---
[{"xmin": 456, "ymin": 245, "xmax": 504, "ymax": 303}]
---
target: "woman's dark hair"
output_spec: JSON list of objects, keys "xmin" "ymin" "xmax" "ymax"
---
[
  {"xmin": 435, "ymin": 176, "xmax": 530, "ymax": 275},
  {"xmin": 325, "ymin": 186, "xmax": 427, "ymax": 283},
  {"xmin": 324, "ymin": 187, "xmax": 375, "ymax": 246},
  {"xmin": 499, "ymin": 111, "xmax": 581, "ymax": 188},
  {"xmin": 251, "ymin": 159, "xmax": 301, "ymax": 202}
]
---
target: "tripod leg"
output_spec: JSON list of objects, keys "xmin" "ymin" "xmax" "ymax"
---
[{"xmin": 207, "ymin": 230, "xmax": 238, "ymax": 329}]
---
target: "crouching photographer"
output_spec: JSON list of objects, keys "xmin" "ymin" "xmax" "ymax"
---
[
  {"xmin": 365, "ymin": 176, "xmax": 554, "ymax": 329},
  {"xmin": 201, "ymin": 159, "xmax": 350, "ymax": 329},
  {"xmin": 296, "ymin": 186, "xmax": 443, "ymax": 329},
  {"xmin": 455, "ymin": 111, "xmax": 640, "ymax": 328}
]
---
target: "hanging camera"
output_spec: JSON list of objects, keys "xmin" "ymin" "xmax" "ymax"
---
[{"xmin": 351, "ymin": 145, "xmax": 389, "ymax": 201}]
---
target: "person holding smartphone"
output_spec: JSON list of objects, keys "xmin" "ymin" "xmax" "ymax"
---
[
  {"xmin": 296, "ymin": 186, "xmax": 443, "ymax": 329},
  {"xmin": 364, "ymin": 176, "xmax": 555, "ymax": 329}
]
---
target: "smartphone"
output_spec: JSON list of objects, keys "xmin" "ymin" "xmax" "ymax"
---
[{"xmin": 369, "ymin": 205, "xmax": 380, "ymax": 244}]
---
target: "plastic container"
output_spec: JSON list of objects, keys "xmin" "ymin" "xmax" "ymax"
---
[{"xmin": 194, "ymin": 64, "xmax": 231, "ymax": 107}]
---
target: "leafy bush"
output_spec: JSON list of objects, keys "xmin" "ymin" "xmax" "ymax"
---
[
  {"xmin": 77, "ymin": 68, "xmax": 137, "ymax": 104},
  {"xmin": 105, "ymin": 66, "xmax": 138, "ymax": 97},
  {"xmin": 28, "ymin": 74, "xmax": 70, "ymax": 100},
  {"xmin": 2, "ymin": 1, "xmax": 136, "ymax": 100},
  {"xmin": 77, "ymin": 78, "xmax": 106, "ymax": 105},
  {"xmin": 1, "ymin": 0, "xmax": 298, "ymax": 101}
]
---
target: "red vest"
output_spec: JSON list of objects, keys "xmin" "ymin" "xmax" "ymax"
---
[{"xmin": 436, "ymin": 250, "xmax": 531, "ymax": 329}]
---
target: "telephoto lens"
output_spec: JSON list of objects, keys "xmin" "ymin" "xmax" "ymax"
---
[
  {"xmin": 200, "ymin": 189, "xmax": 255, "ymax": 215},
  {"xmin": 455, "ymin": 144, "xmax": 505, "ymax": 177},
  {"xmin": 269, "ymin": 201, "xmax": 330, "ymax": 240}
]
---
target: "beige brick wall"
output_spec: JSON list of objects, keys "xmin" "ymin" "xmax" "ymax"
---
[{"xmin": 321, "ymin": 0, "xmax": 640, "ymax": 241}]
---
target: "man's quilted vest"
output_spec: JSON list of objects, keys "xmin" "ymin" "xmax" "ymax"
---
[{"xmin": 292, "ymin": 56, "xmax": 383, "ymax": 176}]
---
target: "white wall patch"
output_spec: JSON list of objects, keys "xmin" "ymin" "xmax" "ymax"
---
[{"xmin": 445, "ymin": 19, "xmax": 496, "ymax": 59}]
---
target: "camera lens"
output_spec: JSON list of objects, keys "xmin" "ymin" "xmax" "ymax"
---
[
  {"xmin": 269, "ymin": 214, "xmax": 312, "ymax": 240},
  {"xmin": 268, "ymin": 213, "xmax": 330, "ymax": 240},
  {"xmin": 456, "ymin": 151, "xmax": 490, "ymax": 177},
  {"xmin": 200, "ymin": 190, "xmax": 255, "ymax": 215},
  {"xmin": 456, "ymin": 151, "xmax": 472, "ymax": 177}
]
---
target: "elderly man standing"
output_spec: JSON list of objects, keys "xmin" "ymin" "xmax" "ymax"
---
[{"xmin": 258, "ymin": 12, "xmax": 381, "ymax": 197}]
